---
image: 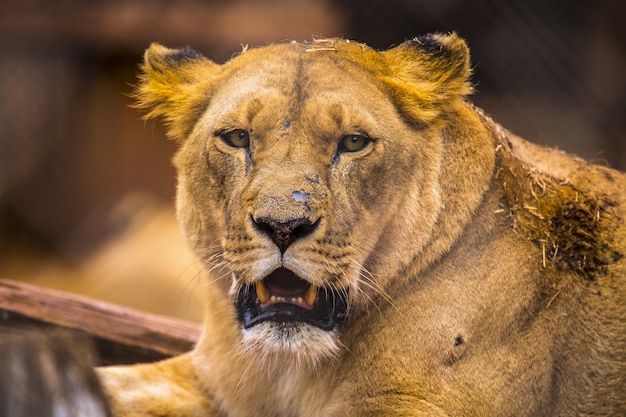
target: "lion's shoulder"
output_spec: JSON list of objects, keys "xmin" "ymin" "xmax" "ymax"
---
[{"xmin": 482, "ymin": 111, "xmax": 626, "ymax": 280}]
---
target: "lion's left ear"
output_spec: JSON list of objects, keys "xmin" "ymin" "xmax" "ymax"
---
[
  {"xmin": 381, "ymin": 32, "xmax": 472, "ymax": 123},
  {"xmin": 134, "ymin": 43, "xmax": 221, "ymax": 142}
]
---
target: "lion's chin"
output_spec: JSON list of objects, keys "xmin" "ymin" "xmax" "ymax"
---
[
  {"xmin": 239, "ymin": 321, "xmax": 342, "ymax": 370},
  {"xmin": 233, "ymin": 268, "xmax": 349, "ymax": 369}
]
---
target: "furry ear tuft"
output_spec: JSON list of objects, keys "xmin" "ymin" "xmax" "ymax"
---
[
  {"xmin": 381, "ymin": 32, "xmax": 472, "ymax": 124},
  {"xmin": 134, "ymin": 43, "xmax": 220, "ymax": 142}
]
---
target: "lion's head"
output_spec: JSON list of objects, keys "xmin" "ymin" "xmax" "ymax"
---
[{"xmin": 135, "ymin": 33, "xmax": 494, "ymax": 368}]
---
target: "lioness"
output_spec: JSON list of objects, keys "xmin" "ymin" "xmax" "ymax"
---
[{"xmin": 98, "ymin": 33, "xmax": 626, "ymax": 416}]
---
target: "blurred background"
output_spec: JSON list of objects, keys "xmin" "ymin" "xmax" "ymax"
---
[{"xmin": 0, "ymin": 0, "xmax": 624, "ymax": 322}]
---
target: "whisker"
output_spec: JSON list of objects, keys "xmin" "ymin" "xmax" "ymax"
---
[
  {"xmin": 174, "ymin": 244, "xmax": 225, "ymax": 302},
  {"xmin": 350, "ymin": 258, "xmax": 397, "ymax": 313}
]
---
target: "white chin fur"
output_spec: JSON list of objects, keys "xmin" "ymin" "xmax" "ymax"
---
[{"xmin": 239, "ymin": 321, "xmax": 341, "ymax": 370}]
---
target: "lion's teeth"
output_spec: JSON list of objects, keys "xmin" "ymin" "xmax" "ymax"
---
[
  {"xmin": 256, "ymin": 281, "xmax": 270, "ymax": 304},
  {"xmin": 305, "ymin": 285, "xmax": 317, "ymax": 307},
  {"xmin": 258, "ymin": 281, "xmax": 317, "ymax": 307}
]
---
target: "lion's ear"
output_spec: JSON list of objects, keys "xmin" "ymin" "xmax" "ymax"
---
[
  {"xmin": 381, "ymin": 32, "xmax": 472, "ymax": 123},
  {"xmin": 134, "ymin": 43, "xmax": 221, "ymax": 141}
]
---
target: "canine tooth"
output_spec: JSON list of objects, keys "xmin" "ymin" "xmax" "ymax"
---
[
  {"xmin": 256, "ymin": 281, "xmax": 270, "ymax": 304},
  {"xmin": 305, "ymin": 285, "xmax": 317, "ymax": 307}
]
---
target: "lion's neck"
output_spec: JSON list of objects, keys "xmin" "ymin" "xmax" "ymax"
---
[{"xmin": 402, "ymin": 103, "xmax": 498, "ymax": 279}]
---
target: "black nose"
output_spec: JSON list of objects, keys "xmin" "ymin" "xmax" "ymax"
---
[{"xmin": 252, "ymin": 216, "xmax": 319, "ymax": 252}]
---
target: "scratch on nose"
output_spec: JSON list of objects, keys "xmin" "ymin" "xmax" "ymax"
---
[{"xmin": 292, "ymin": 190, "xmax": 309, "ymax": 202}]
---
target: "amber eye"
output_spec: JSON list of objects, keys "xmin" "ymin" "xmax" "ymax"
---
[
  {"xmin": 220, "ymin": 129, "xmax": 250, "ymax": 148},
  {"xmin": 339, "ymin": 134, "xmax": 371, "ymax": 153}
]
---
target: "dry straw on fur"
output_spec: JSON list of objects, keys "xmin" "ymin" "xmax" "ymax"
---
[{"xmin": 489, "ymin": 115, "xmax": 621, "ymax": 280}]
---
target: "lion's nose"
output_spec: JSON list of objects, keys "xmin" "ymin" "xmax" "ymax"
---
[{"xmin": 253, "ymin": 216, "xmax": 319, "ymax": 253}]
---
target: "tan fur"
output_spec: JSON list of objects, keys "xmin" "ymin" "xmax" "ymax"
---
[{"xmin": 98, "ymin": 33, "xmax": 626, "ymax": 416}]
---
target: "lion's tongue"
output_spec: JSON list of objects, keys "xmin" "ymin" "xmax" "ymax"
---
[{"xmin": 256, "ymin": 268, "xmax": 317, "ymax": 308}]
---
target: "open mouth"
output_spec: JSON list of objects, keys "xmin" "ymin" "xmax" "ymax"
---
[{"xmin": 236, "ymin": 267, "xmax": 348, "ymax": 331}]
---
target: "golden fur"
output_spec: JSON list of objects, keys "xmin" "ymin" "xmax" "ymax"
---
[{"xmin": 98, "ymin": 33, "xmax": 626, "ymax": 416}]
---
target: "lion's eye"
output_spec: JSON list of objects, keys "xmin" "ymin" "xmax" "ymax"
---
[
  {"xmin": 339, "ymin": 134, "xmax": 371, "ymax": 153},
  {"xmin": 220, "ymin": 129, "xmax": 250, "ymax": 148}
]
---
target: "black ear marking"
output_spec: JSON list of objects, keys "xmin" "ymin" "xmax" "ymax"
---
[
  {"xmin": 143, "ymin": 43, "xmax": 208, "ymax": 74},
  {"xmin": 406, "ymin": 33, "xmax": 459, "ymax": 60},
  {"xmin": 410, "ymin": 34, "xmax": 444, "ymax": 52},
  {"xmin": 164, "ymin": 46, "xmax": 205, "ymax": 66}
]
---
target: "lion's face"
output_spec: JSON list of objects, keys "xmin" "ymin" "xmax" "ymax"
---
[{"xmin": 137, "ymin": 36, "xmax": 472, "ymax": 366}]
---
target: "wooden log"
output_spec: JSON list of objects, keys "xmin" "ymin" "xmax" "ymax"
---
[{"xmin": 0, "ymin": 278, "xmax": 201, "ymax": 366}]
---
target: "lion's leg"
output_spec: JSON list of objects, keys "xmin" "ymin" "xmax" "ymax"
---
[{"xmin": 97, "ymin": 353, "xmax": 218, "ymax": 417}]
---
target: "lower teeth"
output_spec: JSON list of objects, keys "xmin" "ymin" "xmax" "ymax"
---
[{"xmin": 254, "ymin": 281, "xmax": 318, "ymax": 308}]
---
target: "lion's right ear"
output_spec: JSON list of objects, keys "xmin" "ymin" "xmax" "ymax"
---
[
  {"xmin": 134, "ymin": 43, "xmax": 221, "ymax": 142},
  {"xmin": 380, "ymin": 33, "xmax": 472, "ymax": 124}
]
